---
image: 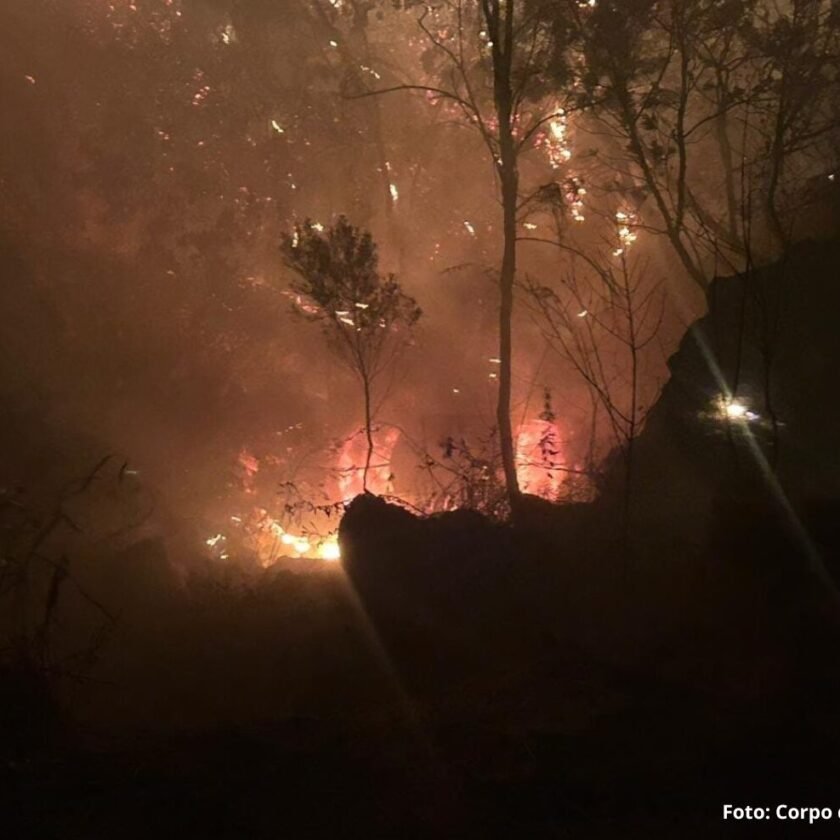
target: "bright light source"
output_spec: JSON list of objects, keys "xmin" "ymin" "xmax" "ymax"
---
[
  {"xmin": 725, "ymin": 400, "xmax": 748, "ymax": 419},
  {"xmin": 319, "ymin": 540, "xmax": 341, "ymax": 562},
  {"xmin": 714, "ymin": 394, "xmax": 760, "ymax": 423}
]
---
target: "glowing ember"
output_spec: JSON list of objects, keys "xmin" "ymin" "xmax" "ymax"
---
[
  {"xmin": 614, "ymin": 209, "xmax": 638, "ymax": 255},
  {"xmin": 538, "ymin": 110, "xmax": 573, "ymax": 169},
  {"xmin": 564, "ymin": 178, "xmax": 586, "ymax": 222}
]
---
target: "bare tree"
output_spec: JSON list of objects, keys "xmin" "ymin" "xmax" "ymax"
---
[
  {"xmin": 526, "ymin": 219, "xmax": 665, "ymax": 533},
  {"xmin": 1, "ymin": 458, "xmax": 118, "ymax": 694},
  {"xmin": 553, "ymin": 0, "xmax": 840, "ymax": 285},
  {"xmin": 349, "ymin": 0, "xmax": 584, "ymax": 508},
  {"xmin": 515, "ymin": 0, "xmax": 838, "ymax": 489},
  {"xmin": 281, "ymin": 217, "xmax": 421, "ymax": 492}
]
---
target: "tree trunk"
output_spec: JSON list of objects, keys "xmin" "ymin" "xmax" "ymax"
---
[
  {"xmin": 487, "ymin": 0, "xmax": 521, "ymax": 509},
  {"xmin": 362, "ymin": 374, "xmax": 374, "ymax": 493},
  {"xmin": 622, "ymin": 262, "xmax": 638, "ymax": 545},
  {"xmin": 713, "ymin": 95, "xmax": 740, "ymax": 252},
  {"xmin": 497, "ymin": 163, "xmax": 520, "ymax": 506}
]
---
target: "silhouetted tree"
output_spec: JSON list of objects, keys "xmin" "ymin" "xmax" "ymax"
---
[
  {"xmin": 526, "ymin": 221, "xmax": 665, "ymax": 536},
  {"xmin": 353, "ymin": 0, "xmax": 583, "ymax": 509},
  {"xmin": 281, "ymin": 217, "xmax": 421, "ymax": 491},
  {"xmin": 551, "ymin": 0, "xmax": 840, "ymax": 284}
]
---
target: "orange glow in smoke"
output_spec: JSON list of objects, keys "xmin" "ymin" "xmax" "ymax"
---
[{"xmin": 335, "ymin": 426, "xmax": 400, "ymax": 500}]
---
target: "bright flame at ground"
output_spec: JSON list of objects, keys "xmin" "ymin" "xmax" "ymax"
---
[
  {"xmin": 335, "ymin": 427, "xmax": 399, "ymax": 499},
  {"xmin": 515, "ymin": 419, "xmax": 568, "ymax": 499},
  {"xmin": 207, "ymin": 511, "xmax": 341, "ymax": 568},
  {"xmin": 318, "ymin": 538, "xmax": 341, "ymax": 562},
  {"xmin": 211, "ymin": 418, "xmax": 583, "ymax": 571}
]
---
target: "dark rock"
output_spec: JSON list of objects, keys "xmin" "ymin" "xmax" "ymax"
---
[{"xmin": 600, "ymin": 237, "xmax": 840, "ymax": 550}]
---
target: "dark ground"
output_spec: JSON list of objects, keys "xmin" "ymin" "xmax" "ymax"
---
[{"xmin": 5, "ymin": 492, "xmax": 840, "ymax": 838}]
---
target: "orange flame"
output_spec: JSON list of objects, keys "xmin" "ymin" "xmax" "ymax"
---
[
  {"xmin": 334, "ymin": 427, "xmax": 400, "ymax": 500},
  {"xmin": 515, "ymin": 419, "xmax": 566, "ymax": 499}
]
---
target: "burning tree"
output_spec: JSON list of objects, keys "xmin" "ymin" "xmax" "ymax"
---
[
  {"xmin": 281, "ymin": 217, "xmax": 421, "ymax": 493},
  {"xmin": 351, "ymin": 0, "xmax": 585, "ymax": 509}
]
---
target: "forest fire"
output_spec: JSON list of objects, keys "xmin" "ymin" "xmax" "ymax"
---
[
  {"xmin": 515, "ymin": 419, "xmax": 569, "ymax": 499},
  {"xmin": 4, "ymin": 0, "xmax": 840, "ymax": 835},
  {"xmin": 210, "ymin": 413, "xmax": 575, "ymax": 569},
  {"xmin": 207, "ymin": 511, "xmax": 341, "ymax": 568},
  {"xmin": 335, "ymin": 427, "xmax": 400, "ymax": 499},
  {"xmin": 18, "ymin": 0, "xmax": 828, "ymax": 557}
]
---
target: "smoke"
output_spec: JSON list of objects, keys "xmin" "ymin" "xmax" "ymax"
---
[{"xmin": 0, "ymin": 0, "xmax": 687, "ymax": 562}]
